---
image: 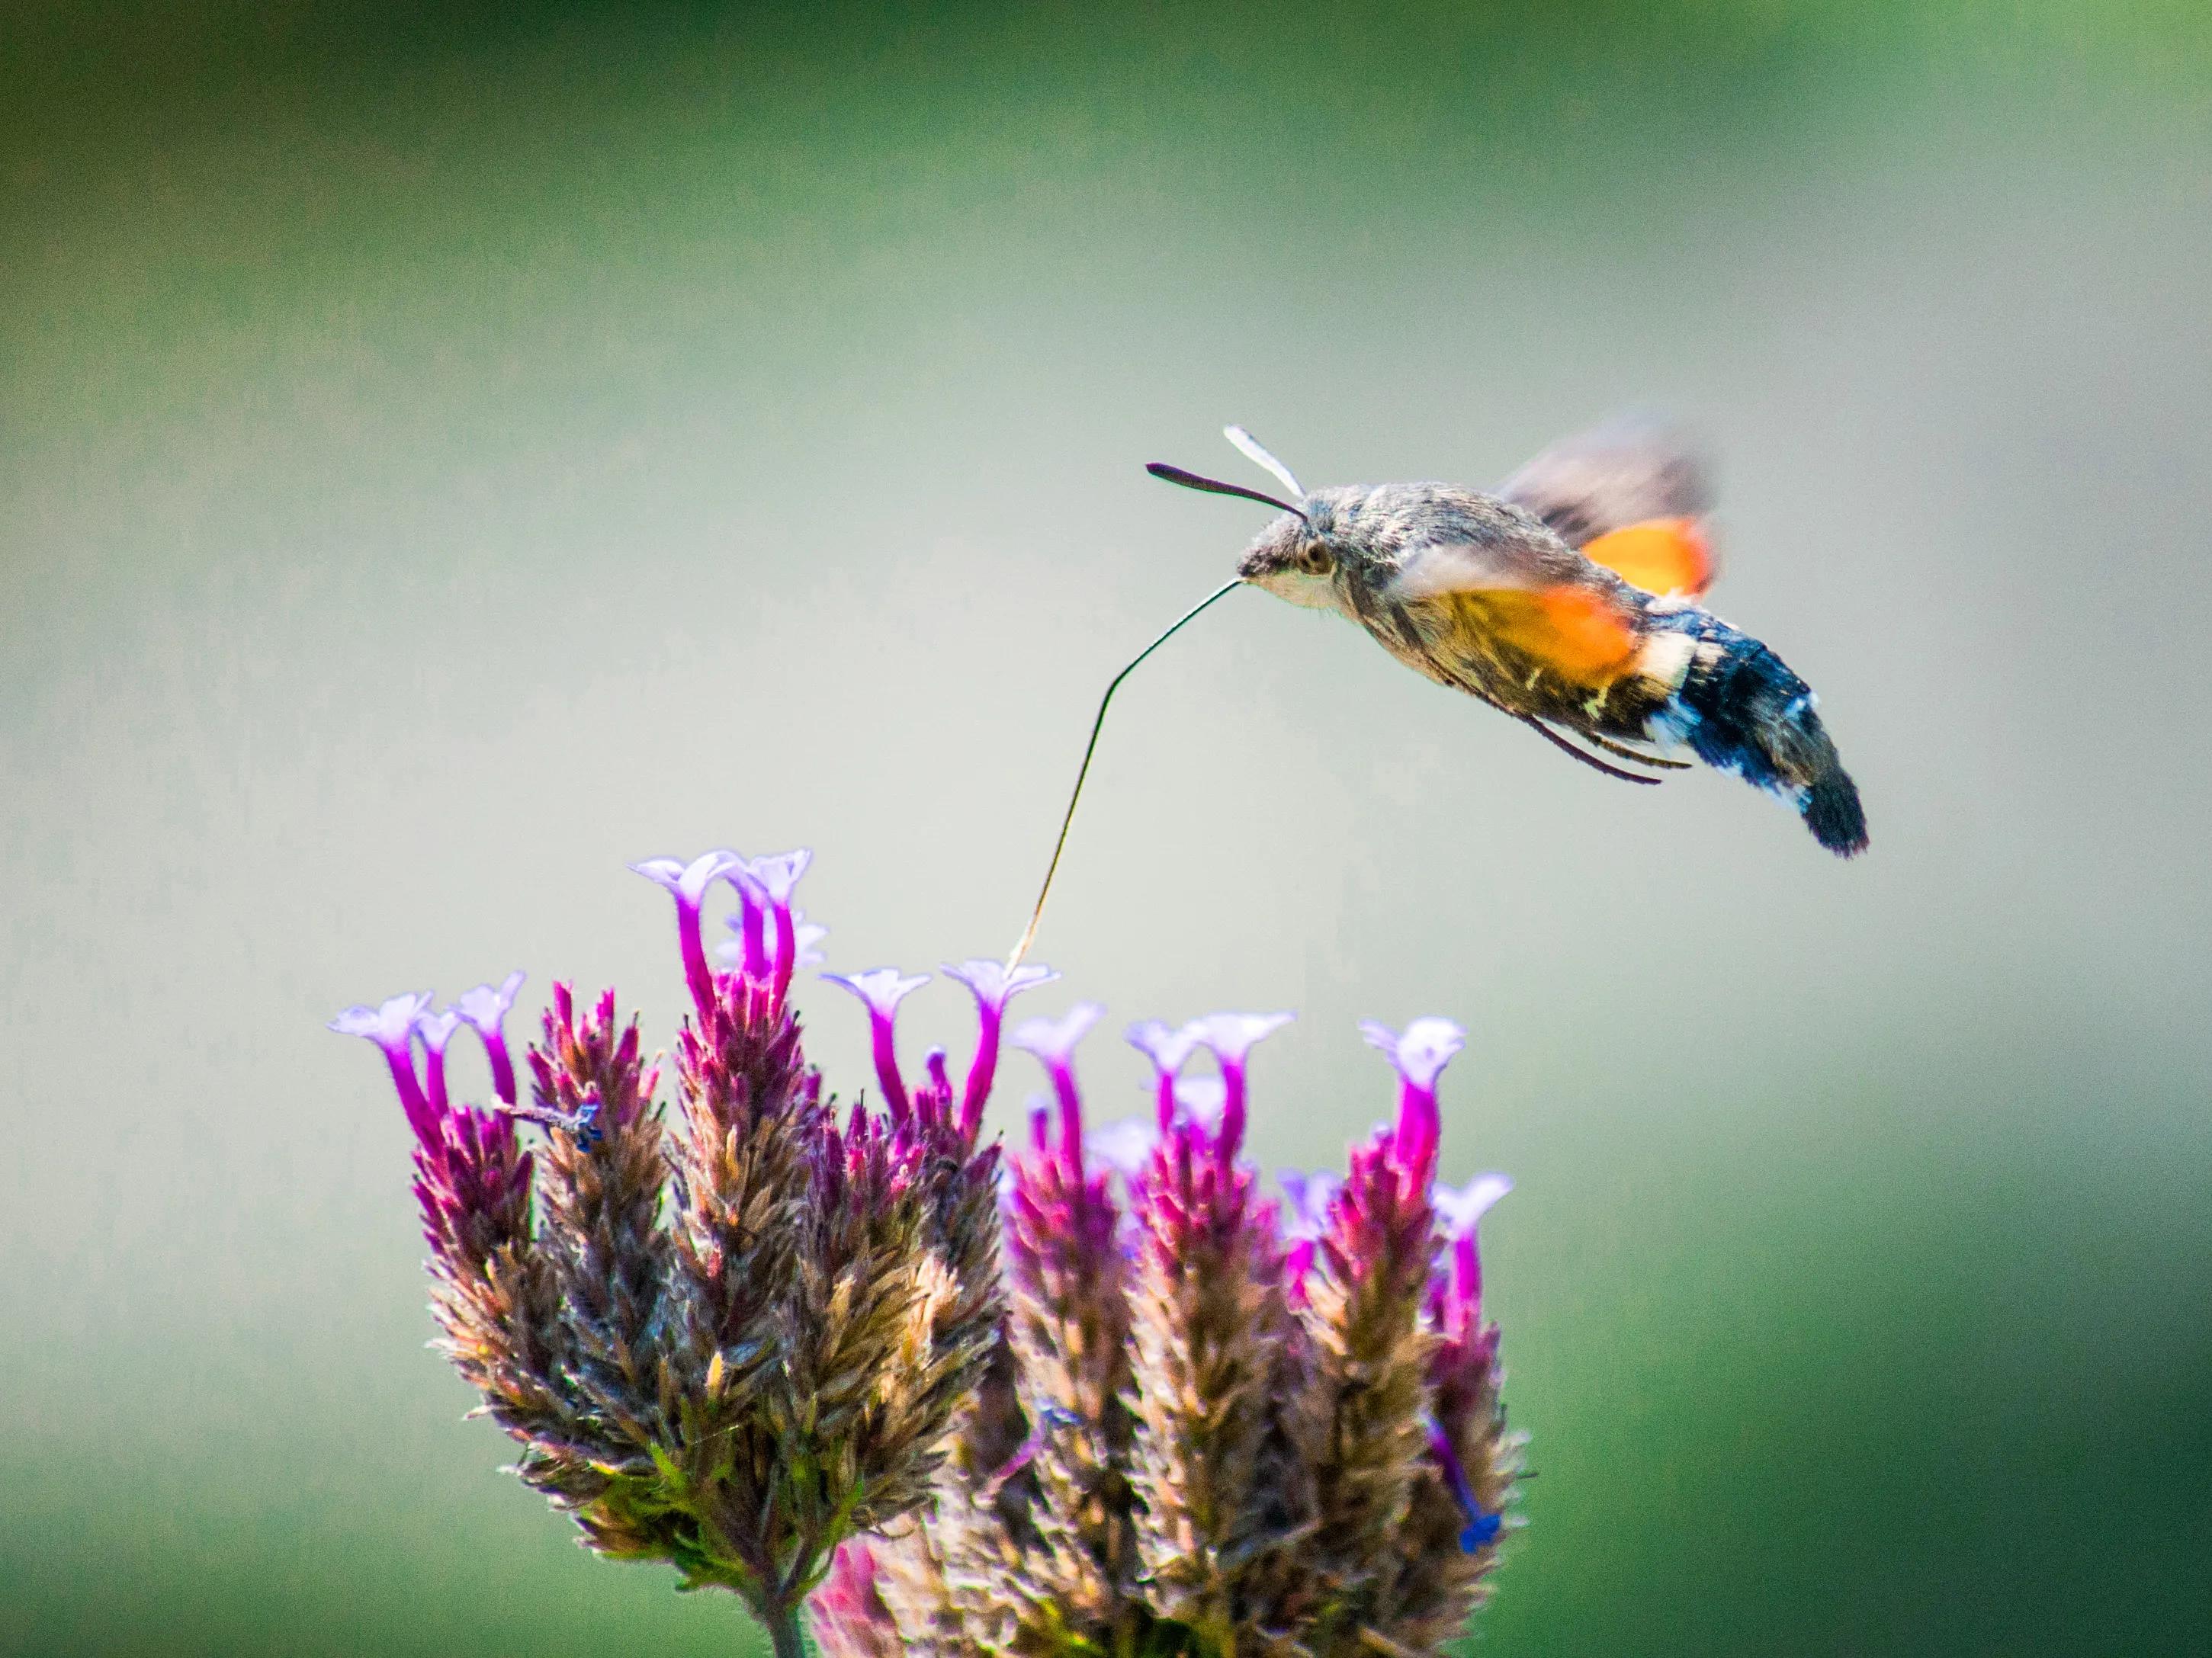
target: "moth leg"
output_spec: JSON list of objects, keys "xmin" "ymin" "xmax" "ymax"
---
[
  {"xmin": 1582, "ymin": 730, "xmax": 1693, "ymax": 770},
  {"xmin": 1519, "ymin": 716, "xmax": 1663, "ymax": 786}
]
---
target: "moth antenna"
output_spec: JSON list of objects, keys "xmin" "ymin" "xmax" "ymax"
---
[
  {"xmin": 1007, "ymin": 577, "xmax": 1247, "ymax": 967},
  {"xmin": 1145, "ymin": 462, "xmax": 1309, "ymax": 523},
  {"xmin": 1225, "ymin": 424, "xmax": 1305, "ymax": 500},
  {"xmin": 1519, "ymin": 715, "xmax": 1664, "ymax": 785}
]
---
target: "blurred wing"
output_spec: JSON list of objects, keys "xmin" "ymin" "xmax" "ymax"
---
[
  {"xmin": 1498, "ymin": 412, "xmax": 1714, "ymax": 579},
  {"xmin": 1578, "ymin": 516, "xmax": 1714, "ymax": 598},
  {"xmin": 1386, "ymin": 542, "xmax": 1645, "ymax": 683}
]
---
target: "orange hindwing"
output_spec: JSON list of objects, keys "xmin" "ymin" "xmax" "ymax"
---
[{"xmin": 1579, "ymin": 517, "xmax": 1714, "ymax": 598}]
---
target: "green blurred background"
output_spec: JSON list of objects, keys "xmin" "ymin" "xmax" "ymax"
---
[{"xmin": 5, "ymin": 2, "xmax": 2209, "ymax": 1653}]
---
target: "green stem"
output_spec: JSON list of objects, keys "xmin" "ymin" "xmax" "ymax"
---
[{"xmin": 762, "ymin": 1603, "xmax": 808, "ymax": 1658}]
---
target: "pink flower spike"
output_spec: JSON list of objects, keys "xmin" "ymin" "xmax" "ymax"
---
[
  {"xmin": 329, "ymin": 990, "xmax": 438, "ymax": 1143},
  {"xmin": 454, "ymin": 969, "xmax": 527, "ymax": 1106},
  {"xmin": 631, "ymin": 850, "xmax": 741, "ymax": 1016},
  {"xmin": 1191, "ymin": 1012, "xmax": 1293, "ymax": 1163},
  {"xmin": 1360, "ymin": 1016, "xmax": 1466, "ymax": 1187},
  {"xmin": 1011, "ymin": 1002, "xmax": 1103, "ymax": 1172},
  {"xmin": 943, "ymin": 958, "xmax": 1059, "ymax": 1139},
  {"xmin": 1125, "ymin": 1018, "xmax": 1206, "ymax": 1130},
  {"xmin": 822, "ymin": 967, "xmax": 929, "ymax": 1121},
  {"xmin": 413, "ymin": 1007, "xmax": 463, "ymax": 1114}
]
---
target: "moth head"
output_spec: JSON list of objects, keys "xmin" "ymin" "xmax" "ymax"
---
[
  {"xmin": 1235, "ymin": 514, "xmax": 1340, "ymax": 609},
  {"xmin": 1147, "ymin": 424, "xmax": 1341, "ymax": 611}
]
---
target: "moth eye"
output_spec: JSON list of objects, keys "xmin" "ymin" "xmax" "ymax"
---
[{"xmin": 1299, "ymin": 543, "xmax": 1335, "ymax": 576}]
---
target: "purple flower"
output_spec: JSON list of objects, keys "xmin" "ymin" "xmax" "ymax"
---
[
  {"xmin": 1170, "ymin": 1074, "xmax": 1227, "ymax": 1131},
  {"xmin": 742, "ymin": 848, "xmax": 812, "ymax": 995},
  {"xmin": 1276, "ymin": 1169, "xmax": 1343, "ymax": 1240},
  {"xmin": 1435, "ymin": 1173, "xmax": 1512, "ymax": 1239},
  {"xmin": 413, "ymin": 1007, "xmax": 464, "ymax": 1114},
  {"xmin": 1126, "ymin": 1018, "xmax": 1206, "ymax": 1130},
  {"xmin": 1435, "ymin": 1172, "xmax": 1510, "ymax": 1331},
  {"xmin": 454, "ymin": 969, "xmax": 527, "ymax": 1107},
  {"xmin": 944, "ymin": 959, "xmax": 1059, "ymax": 1139},
  {"xmin": 1085, "ymin": 1116, "xmax": 1160, "ymax": 1182},
  {"xmin": 822, "ymin": 967, "xmax": 929, "ymax": 1121},
  {"xmin": 631, "ymin": 850, "xmax": 741, "ymax": 1017},
  {"xmin": 1011, "ymin": 1002, "xmax": 1103, "ymax": 1172},
  {"xmin": 1190, "ymin": 1011, "xmax": 1292, "ymax": 1163},
  {"xmin": 717, "ymin": 907, "xmax": 827, "ymax": 974},
  {"xmin": 1359, "ymin": 1017, "xmax": 1466, "ymax": 1188},
  {"xmin": 1277, "ymin": 1167, "xmax": 1344, "ymax": 1291},
  {"xmin": 330, "ymin": 990, "xmax": 438, "ymax": 1142}
]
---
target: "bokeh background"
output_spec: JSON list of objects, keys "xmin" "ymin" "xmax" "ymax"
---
[{"xmin": 6, "ymin": 3, "xmax": 2210, "ymax": 1653}]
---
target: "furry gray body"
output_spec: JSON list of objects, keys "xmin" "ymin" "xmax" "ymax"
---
[{"xmin": 1237, "ymin": 483, "xmax": 1683, "ymax": 737}]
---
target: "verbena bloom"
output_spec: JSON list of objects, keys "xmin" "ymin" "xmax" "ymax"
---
[
  {"xmin": 945, "ymin": 958, "xmax": 1058, "ymax": 1137},
  {"xmin": 411, "ymin": 1006, "xmax": 463, "ymax": 1115},
  {"xmin": 821, "ymin": 1002, "xmax": 1520, "ymax": 1656},
  {"xmin": 1084, "ymin": 1115, "xmax": 1160, "ymax": 1182},
  {"xmin": 335, "ymin": 846, "xmax": 1012, "ymax": 1658},
  {"xmin": 452, "ymin": 968, "xmax": 527, "ymax": 1105},
  {"xmin": 1010, "ymin": 1000, "xmax": 1103, "ymax": 1165},
  {"xmin": 1125, "ymin": 1017, "xmax": 1205, "ymax": 1129},
  {"xmin": 820, "ymin": 967, "xmax": 930, "ymax": 1120},
  {"xmin": 1360, "ymin": 1015, "xmax": 1466, "ymax": 1185},
  {"xmin": 1191, "ymin": 1009, "xmax": 1292, "ymax": 1159},
  {"xmin": 339, "ymin": 848, "xmax": 1523, "ymax": 1656},
  {"xmin": 1277, "ymin": 1167, "xmax": 1344, "ymax": 1294},
  {"xmin": 628, "ymin": 848, "xmax": 740, "ymax": 1015},
  {"xmin": 329, "ymin": 990, "xmax": 437, "ymax": 1140}
]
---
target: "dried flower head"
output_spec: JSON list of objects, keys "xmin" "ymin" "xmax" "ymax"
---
[
  {"xmin": 335, "ymin": 848, "xmax": 1015, "ymax": 1657},
  {"xmin": 824, "ymin": 1002, "xmax": 1521, "ymax": 1656}
]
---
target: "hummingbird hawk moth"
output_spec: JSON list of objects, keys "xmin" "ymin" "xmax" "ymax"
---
[{"xmin": 1008, "ymin": 418, "xmax": 1865, "ymax": 964}]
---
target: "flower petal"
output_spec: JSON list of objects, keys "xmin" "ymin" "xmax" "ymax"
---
[
  {"xmin": 1192, "ymin": 1011, "xmax": 1295, "ymax": 1066},
  {"xmin": 1435, "ymin": 1172, "xmax": 1514, "ymax": 1236},
  {"xmin": 1125, "ymin": 1018, "xmax": 1206, "ymax": 1076},
  {"xmin": 820, "ymin": 967, "xmax": 930, "ymax": 1018},
  {"xmin": 1276, "ymin": 1169, "xmax": 1343, "ymax": 1239},
  {"xmin": 1171, "ymin": 1074, "xmax": 1227, "ymax": 1129},
  {"xmin": 413, "ymin": 1007, "xmax": 464, "ymax": 1054},
  {"xmin": 944, "ymin": 958, "xmax": 1059, "ymax": 1013},
  {"xmin": 743, "ymin": 848, "xmax": 813, "ymax": 904},
  {"xmin": 628, "ymin": 848, "xmax": 741, "ymax": 904},
  {"xmin": 1085, "ymin": 1117, "xmax": 1160, "ymax": 1179},
  {"xmin": 328, "ymin": 990, "xmax": 435, "ymax": 1050},
  {"xmin": 1360, "ymin": 1016, "xmax": 1466, "ymax": 1090},
  {"xmin": 1010, "ymin": 1002, "xmax": 1103, "ymax": 1066},
  {"xmin": 454, "ymin": 969, "xmax": 526, "ymax": 1035}
]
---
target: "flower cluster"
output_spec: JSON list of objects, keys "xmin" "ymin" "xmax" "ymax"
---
[
  {"xmin": 331, "ymin": 849, "xmax": 1025, "ymax": 1658},
  {"xmin": 816, "ymin": 1006, "xmax": 1518, "ymax": 1658},
  {"xmin": 335, "ymin": 845, "xmax": 1519, "ymax": 1657}
]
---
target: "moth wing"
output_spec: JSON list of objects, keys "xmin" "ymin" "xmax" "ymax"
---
[
  {"xmin": 1578, "ymin": 516, "xmax": 1715, "ymax": 598},
  {"xmin": 1385, "ymin": 537, "xmax": 1544, "ymax": 602},
  {"xmin": 1385, "ymin": 541, "xmax": 1645, "ymax": 683},
  {"xmin": 1498, "ymin": 412, "xmax": 1713, "ymax": 549}
]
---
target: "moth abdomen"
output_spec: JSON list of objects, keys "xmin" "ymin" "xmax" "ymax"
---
[{"xmin": 1652, "ymin": 615, "xmax": 1868, "ymax": 857}]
